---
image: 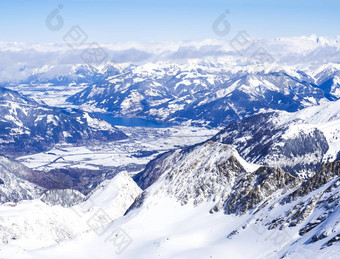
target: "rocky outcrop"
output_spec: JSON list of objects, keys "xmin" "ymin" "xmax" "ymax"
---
[
  {"xmin": 224, "ymin": 167, "xmax": 298, "ymax": 215},
  {"xmin": 129, "ymin": 141, "xmax": 301, "ymax": 216},
  {"xmin": 283, "ymin": 161, "xmax": 340, "ymax": 203}
]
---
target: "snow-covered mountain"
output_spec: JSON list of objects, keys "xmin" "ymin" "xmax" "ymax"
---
[
  {"xmin": 125, "ymin": 142, "xmax": 340, "ymax": 258},
  {"xmin": 20, "ymin": 64, "xmax": 103, "ymax": 86},
  {"xmin": 111, "ymin": 105, "xmax": 340, "ymax": 257},
  {"xmin": 212, "ymin": 99, "xmax": 340, "ymax": 177},
  {"xmin": 0, "ymin": 103, "xmax": 339, "ymax": 257},
  {"xmin": 2, "ymin": 36, "xmax": 340, "ymax": 258},
  {"xmin": 20, "ymin": 140, "xmax": 340, "ymax": 258},
  {"xmin": 314, "ymin": 64, "xmax": 340, "ymax": 99},
  {"xmin": 3, "ymin": 37, "xmax": 340, "ymax": 127},
  {"xmin": 0, "ymin": 86, "xmax": 127, "ymax": 157},
  {"xmin": 0, "ymin": 171, "xmax": 141, "ymax": 253},
  {"xmin": 132, "ymin": 141, "xmax": 296, "ymax": 213},
  {"xmin": 65, "ymin": 63, "xmax": 338, "ymax": 126}
]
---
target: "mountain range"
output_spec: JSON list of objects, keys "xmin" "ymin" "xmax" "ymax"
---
[
  {"xmin": 65, "ymin": 63, "xmax": 339, "ymax": 127},
  {"xmin": 1, "ymin": 36, "xmax": 340, "ymax": 258},
  {"xmin": 0, "ymin": 95, "xmax": 338, "ymax": 257}
]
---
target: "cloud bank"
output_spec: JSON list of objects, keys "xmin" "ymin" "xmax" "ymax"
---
[{"xmin": 0, "ymin": 35, "xmax": 340, "ymax": 83}]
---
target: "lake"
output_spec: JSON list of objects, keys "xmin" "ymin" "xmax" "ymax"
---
[{"xmin": 94, "ymin": 113, "xmax": 173, "ymax": 128}]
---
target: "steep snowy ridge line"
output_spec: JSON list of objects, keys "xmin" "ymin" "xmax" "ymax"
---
[{"xmin": 133, "ymin": 141, "xmax": 293, "ymax": 213}]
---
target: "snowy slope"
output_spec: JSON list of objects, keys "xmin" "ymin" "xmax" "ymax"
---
[
  {"xmin": 133, "ymin": 141, "xmax": 297, "ymax": 214},
  {"xmin": 18, "ymin": 144, "xmax": 340, "ymax": 259},
  {"xmin": 0, "ymin": 171, "xmax": 141, "ymax": 256}
]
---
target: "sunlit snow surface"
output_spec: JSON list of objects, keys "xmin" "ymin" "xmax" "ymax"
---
[
  {"xmin": 0, "ymin": 171, "xmax": 142, "ymax": 258},
  {"xmin": 2, "ymin": 196, "xmax": 338, "ymax": 259}
]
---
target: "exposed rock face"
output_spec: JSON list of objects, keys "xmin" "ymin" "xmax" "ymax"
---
[
  {"xmin": 283, "ymin": 161, "xmax": 340, "ymax": 204},
  {"xmin": 216, "ymin": 116, "xmax": 330, "ymax": 176},
  {"xmin": 132, "ymin": 141, "xmax": 301, "ymax": 215},
  {"xmin": 133, "ymin": 142, "xmax": 248, "ymax": 209},
  {"xmin": 224, "ymin": 167, "xmax": 298, "ymax": 215},
  {"xmin": 165, "ymin": 152, "xmax": 246, "ymax": 207}
]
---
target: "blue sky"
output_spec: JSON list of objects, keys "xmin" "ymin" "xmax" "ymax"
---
[{"xmin": 1, "ymin": 0, "xmax": 340, "ymax": 43}]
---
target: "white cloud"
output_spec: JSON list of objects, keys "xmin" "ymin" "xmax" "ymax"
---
[{"xmin": 0, "ymin": 35, "xmax": 339, "ymax": 83}]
